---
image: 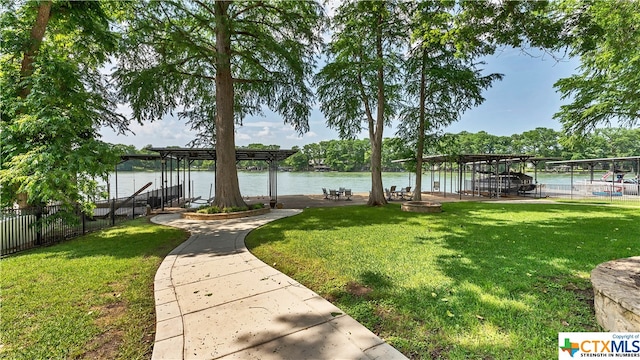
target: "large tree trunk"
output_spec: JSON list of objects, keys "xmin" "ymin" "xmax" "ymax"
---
[
  {"xmin": 16, "ymin": 1, "xmax": 52, "ymax": 208},
  {"xmin": 368, "ymin": 134, "xmax": 386, "ymax": 206},
  {"xmin": 213, "ymin": 1, "xmax": 246, "ymax": 208},
  {"xmin": 19, "ymin": 1, "xmax": 51, "ymax": 98},
  {"xmin": 367, "ymin": 12, "xmax": 387, "ymax": 206},
  {"xmin": 414, "ymin": 50, "xmax": 428, "ymax": 202}
]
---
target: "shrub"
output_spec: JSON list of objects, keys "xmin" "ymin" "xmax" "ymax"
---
[{"xmin": 196, "ymin": 203, "xmax": 265, "ymax": 214}]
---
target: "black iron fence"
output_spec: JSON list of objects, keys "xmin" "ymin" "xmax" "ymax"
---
[
  {"xmin": 1, "ymin": 184, "xmax": 183, "ymax": 257},
  {"xmin": 1, "ymin": 204, "xmax": 121, "ymax": 256}
]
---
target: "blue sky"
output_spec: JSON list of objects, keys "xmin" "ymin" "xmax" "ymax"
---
[{"xmin": 99, "ymin": 47, "xmax": 581, "ymax": 149}]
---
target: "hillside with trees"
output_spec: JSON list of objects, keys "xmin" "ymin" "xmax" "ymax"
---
[{"xmin": 112, "ymin": 127, "xmax": 640, "ymax": 172}]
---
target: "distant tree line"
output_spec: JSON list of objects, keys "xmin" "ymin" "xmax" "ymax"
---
[{"xmin": 113, "ymin": 127, "xmax": 639, "ymax": 172}]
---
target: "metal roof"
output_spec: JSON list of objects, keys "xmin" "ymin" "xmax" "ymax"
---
[
  {"xmin": 118, "ymin": 154, "xmax": 162, "ymax": 165},
  {"xmin": 119, "ymin": 154, "xmax": 162, "ymax": 162},
  {"xmin": 547, "ymin": 156, "xmax": 640, "ymax": 166},
  {"xmin": 393, "ymin": 154, "xmax": 537, "ymax": 164},
  {"xmin": 147, "ymin": 147, "xmax": 298, "ymax": 162}
]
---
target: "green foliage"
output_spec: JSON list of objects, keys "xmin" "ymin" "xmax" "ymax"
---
[
  {"xmin": 116, "ymin": 0, "xmax": 324, "ymax": 146},
  {"xmin": 196, "ymin": 203, "xmax": 264, "ymax": 214},
  {"xmin": 399, "ymin": 1, "xmax": 503, "ymax": 141},
  {"xmin": 560, "ymin": 128, "xmax": 640, "ymax": 160},
  {"xmin": 112, "ymin": 126, "xmax": 636, "ymax": 173},
  {"xmin": 0, "ymin": 1, "xmax": 126, "ymax": 210},
  {"xmin": 453, "ymin": 0, "xmax": 563, "ymax": 56},
  {"xmin": 282, "ymin": 146, "xmax": 310, "ymax": 171},
  {"xmin": 315, "ymin": 0, "xmax": 410, "ymax": 204},
  {"xmin": 314, "ymin": 1, "xmax": 406, "ymax": 138},
  {"xmin": 116, "ymin": 0, "xmax": 323, "ymax": 208},
  {"xmin": 553, "ymin": 0, "xmax": 640, "ymax": 136},
  {"xmin": 247, "ymin": 202, "xmax": 639, "ymax": 359},
  {"xmin": 0, "ymin": 217, "xmax": 188, "ymax": 359},
  {"xmin": 237, "ymin": 143, "xmax": 281, "ymax": 170}
]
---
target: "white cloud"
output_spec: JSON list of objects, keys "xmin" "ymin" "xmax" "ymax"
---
[
  {"xmin": 100, "ymin": 113, "xmax": 198, "ymax": 148},
  {"xmin": 243, "ymin": 120, "xmax": 282, "ymax": 128},
  {"xmin": 256, "ymin": 126, "xmax": 272, "ymax": 137},
  {"xmin": 235, "ymin": 133, "xmax": 251, "ymax": 141},
  {"xmin": 286, "ymin": 131, "xmax": 318, "ymax": 140}
]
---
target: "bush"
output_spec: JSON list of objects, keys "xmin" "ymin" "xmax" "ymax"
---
[{"xmin": 196, "ymin": 203, "xmax": 265, "ymax": 214}]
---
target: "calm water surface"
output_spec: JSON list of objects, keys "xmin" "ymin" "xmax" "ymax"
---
[{"xmin": 101, "ymin": 170, "xmax": 599, "ymax": 200}]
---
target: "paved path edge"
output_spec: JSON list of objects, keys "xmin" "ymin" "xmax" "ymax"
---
[{"xmin": 149, "ymin": 210, "xmax": 407, "ymax": 360}]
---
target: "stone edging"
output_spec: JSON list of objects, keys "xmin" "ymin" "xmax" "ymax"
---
[
  {"xmin": 181, "ymin": 207, "xmax": 270, "ymax": 220},
  {"xmin": 401, "ymin": 201, "xmax": 442, "ymax": 213},
  {"xmin": 591, "ymin": 256, "xmax": 640, "ymax": 331}
]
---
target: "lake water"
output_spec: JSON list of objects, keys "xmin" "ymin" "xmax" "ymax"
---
[{"xmin": 101, "ymin": 170, "xmax": 597, "ymax": 200}]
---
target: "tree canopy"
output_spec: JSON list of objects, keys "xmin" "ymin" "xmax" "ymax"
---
[
  {"xmin": 0, "ymin": 1, "xmax": 125, "ymax": 212},
  {"xmin": 3, "ymin": 0, "xmax": 637, "ymax": 211},
  {"xmin": 554, "ymin": 0, "xmax": 640, "ymax": 137},
  {"xmin": 116, "ymin": 0, "xmax": 323, "ymax": 207},
  {"xmin": 315, "ymin": 0, "xmax": 408, "ymax": 205},
  {"xmin": 399, "ymin": 1, "xmax": 506, "ymax": 200}
]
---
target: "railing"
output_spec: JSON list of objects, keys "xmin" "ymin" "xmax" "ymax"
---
[
  {"xmin": 1, "ymin": 184, "xmax": 183, "ymax": 257},
  {"xmin": 1, "ymin": 204, "xmax": 124, "ymax": 257},
  {"xmin": 538, "ymin": 183, "xmax": 640, "ymax": 203},
  {"xmin": 462, "ymin": 180, "xmax": 640, "ymax": 203},
  {"xmin": 96, "ymin": 184, "xmax": 183, "ymax": 209}
]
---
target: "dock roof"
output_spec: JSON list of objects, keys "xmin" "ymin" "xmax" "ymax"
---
[{"xmin": 146, "ymin": 147, "xmax": 298, "ymax": 162}]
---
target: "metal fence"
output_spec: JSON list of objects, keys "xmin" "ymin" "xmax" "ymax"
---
[
  {"xmin": 538, "ymin": 183, "xmax": 640, "ymax": 203},
  {"xmin": 1, "ymin": 204, "xmax": 124, "ymax": 256},
  {"xmin": 1, "ymin": 184, "xmax": 183, "ymax": 257},
  {"xmin": 461, "ymin": 180, "xmax": 640, "ymax": 203}
]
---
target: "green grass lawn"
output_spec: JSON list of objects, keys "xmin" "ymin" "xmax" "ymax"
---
[
  {"xmin": 246, "ymin": 202, "xmax": 639, "ymax": 359},
  {"xmin": 0, "ymin": 217, "xmax": 189, "ymax": 359}
]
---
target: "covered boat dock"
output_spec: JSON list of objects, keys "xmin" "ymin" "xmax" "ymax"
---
[
  {"xmin": 144, "ymin": 147, "xmax": 298, "ymax": 210},
  {"xmin": 395, "ymin": 154, "xmax": 560, "ymax": 199}
]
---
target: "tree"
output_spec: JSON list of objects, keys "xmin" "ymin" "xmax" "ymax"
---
[
  {"xmin": 399, "ymin": 1, "xmax": 502, "ymax": 201},
  {"xmin": 116, "ymin": 1, "xmax": 323, "ymax": 208},
  {"xmin": 382, "ymin": 137, "xmax": 413, "ymax": 172},
  {"xmin": 0, "ymin": 1, "xmax": 126, "ymax": 213},
  {"xmin": 282, "ymin": 146, "xmax": 309, "ymax": 171},
  {"xmin": 315, "ymin": 0, "xmax": 407, "ymax": 205},
  {"xmin": 302, "ymin": 142, "xmax": 327, "ymax": 169},
  {"xmin": 237, "ymin": 143, "xmax": 280, "ymax": 170},
  {"xmin": 517, "ymin": 127, "xmax": 563, "ymax": 157},
  {"xmin": 554, "ymin": 0, "xmax": 640, "ymax": 137}
]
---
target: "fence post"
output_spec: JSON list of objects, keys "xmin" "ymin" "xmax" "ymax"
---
[
  {"xmin": 132, "ymin": 194, "xmax": 136, "ymax": 219},
  {"xmin": 110, "ymin": 198, "xmax": 116, "ymax": 226},
  {"xmin": 35, "ymin": 206, "xmax": 43, "ymax": 245},
  {"xmin": 81, "ymin": 205, "xmax": 86, "ymax": 234}
]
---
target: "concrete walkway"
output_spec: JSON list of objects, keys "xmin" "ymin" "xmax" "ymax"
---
[{"xmin": 151, "ymin": 210, "xmax": 407, "ymax": 360}]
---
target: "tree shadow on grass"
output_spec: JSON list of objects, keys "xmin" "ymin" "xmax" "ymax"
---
[
  {"xmin": 246, "ymin": 204, "xmax": 429, "ymax": 247},
  {"xmin": 256, "ymin": 202, "xmax": 639, "ymax": 359},
  {"xmin": 414, "ymin": 202, "xmax": 637, "ymax": 357}
]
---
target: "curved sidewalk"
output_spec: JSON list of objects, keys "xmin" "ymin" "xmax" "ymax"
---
[{"xmin": 151, "ymin": 210, "xmax": 407, "ymax": 360}]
